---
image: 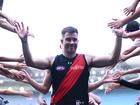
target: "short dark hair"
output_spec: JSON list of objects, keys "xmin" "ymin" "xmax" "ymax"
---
[
  {"xmin": 61, "ymin": 26, "xmax": 78, "ymax": 37},
  {"xmin": 0, "ymin": 0, "xmax": 3, "ymax": 10},
  {"xmin": 125, "ymin": 21, "xmax": 140, "ymax": 32}
]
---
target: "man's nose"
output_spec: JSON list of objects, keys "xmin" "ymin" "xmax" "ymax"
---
[{"xmin": 70, "ymin": 40, "xmax": 74, "ymax": 44}]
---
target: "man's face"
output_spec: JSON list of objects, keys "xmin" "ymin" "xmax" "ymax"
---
[{"xmin": 61, "ymin": 32, "xmax": 78, "ymax": 54}]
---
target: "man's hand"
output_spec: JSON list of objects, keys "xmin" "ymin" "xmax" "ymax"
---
[{"xmin": 108, "ymin": 19, "xmax": 124, "ymax": 29}]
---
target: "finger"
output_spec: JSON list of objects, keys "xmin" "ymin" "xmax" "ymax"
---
[
  {"xmin": 124, "ymin": 11, "xmax": 130, "ymax": 16},
  {"xmin": 17, "ymin": 22, "xmax": 22, "ymax": 31},
  {"xmin": 14, "ymin": 22, "xmax": 21, "ymax": 32},
  {"xmin": 14, "ymin": 24, "xmax": 19, "ymax": 33},
  {"xmin": 108, "ymin": 23, "xmax": 119, "ymax": 29},
  {"xmin": 27, "ymin": 26, "xmax": 29, "ymax": 34},
  {"xmin": 123, "ymin": 8, "xmax": 128, "ymax": 13},
  {"xmin": 21, "ymin": 22, "xmax": 25, "ymax": 31},
  {"xmin": 126, "ymin": 11, "xmax": 132, "ymax": 16},
  {"xmin": 106, "ymin": 70, "xmax": 110, "ymax": 74}
]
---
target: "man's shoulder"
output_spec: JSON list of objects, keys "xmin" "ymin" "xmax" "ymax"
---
[{"xmin": 47, "ymin": 54, "xmax": 63, "ymax": 65}]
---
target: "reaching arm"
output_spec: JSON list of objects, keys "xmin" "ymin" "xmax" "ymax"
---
[
  {"xmin": 123, "ymin": 67, "xmax": 140, "ymax": 75},
  {"xmin": 0, "ymin": 62, "xmax": 26, "ymax": 70},
  {"xmin": 88, "ymin": 70, "xmax": 117, "ymax": 92},
  {"xmin": 0, "ymin": 56, "xmax": 24, "ymax": 62},
  {"xmin": 88, "ymin": 80, "xmax": 105, "ymax": 92},
  {"xmin": 0, "ymin": 64, "xmax": 25, "ymax": 80},
  {"xmin": 0, "ymin": 67, "xmax": 12, "ymax": 76},
  {"xmin": 22, "ymin": 70, "xmax": 52, "ymax": 94},
  {"xmin": 120, "ymin": 47, "xmax": 140, "ymax": 62},
  {"xmin": 119, "ymin": 79, "xmax": 140, "ymax": 90},
  {"xmin": 123, "ymin": 0, "xmax": 140, "ymax": 16},
  {"xmin": 108, "ymin": 7, "xmax": 140, "ymax": 28},
  {"xmin": 122, "ymin": 46, "xmax": 137, "ymax": 55},
  {"xmin": 0, "ymin": 11, "xmax": 17, "ymax": 33},
  {"xmin": 0, "ymin": 11, "xmax": 11, "ymax": 19},
  {"xmin": 0, "ymin": 20, "xmax": 16, "ymax": 33},
  {"xmin": 105, "ymin": 77, "xmax": 140, "ymax": 93},
  {"xmin": 123, "ymin": 30, "xmax": 140, "ymax": 38},
  {"xmin": 0, "ymin": 89, "xmax": 33, "ymax": 97}
]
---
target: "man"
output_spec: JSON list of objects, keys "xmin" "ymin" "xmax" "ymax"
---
[{"xmin": 13, "ymin": 21, "xmax": 122, "ymax": 105}]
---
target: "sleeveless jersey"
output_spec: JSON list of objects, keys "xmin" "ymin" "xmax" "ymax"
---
[{"xmin": 50, "ymin": 54, "xmax": 89, "ymax": 105}]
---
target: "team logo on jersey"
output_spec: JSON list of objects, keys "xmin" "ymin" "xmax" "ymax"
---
[{"xmin": 56, "ymin": 66, "xmax": 65, "ymax": 71}]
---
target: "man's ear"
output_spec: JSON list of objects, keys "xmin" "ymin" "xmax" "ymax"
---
[{"xmin": 61, "ymin": 39, "xmax": 63, "ymax": 44}]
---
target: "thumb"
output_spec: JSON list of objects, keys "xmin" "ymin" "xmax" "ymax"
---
[{"xmin": 28, "ymin": 32, "xmax": 35, "ymax": 38}]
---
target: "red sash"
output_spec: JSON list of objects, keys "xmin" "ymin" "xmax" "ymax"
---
[{"xmin": 51, "ymin": 54, "xmax": 85, "ymax": 104}]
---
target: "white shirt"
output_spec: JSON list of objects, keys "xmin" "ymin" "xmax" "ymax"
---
[{"xmin": 133, "ymin": 38, "xmax": 140, "ymax": 47}]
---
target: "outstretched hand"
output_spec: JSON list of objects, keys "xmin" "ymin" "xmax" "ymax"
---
[
  {"xmin": 123, "ymin": 6, "xmax": 136, "ymax": 16},
  {"xmin": 6, "ymin": 70, "xmax": 25, "ymax": 81},
  {"xmin": 15, "ymin": 63, "xmax": 27, "ymax": 70},
  {"xmin": 19, "ymin": 70, "xmax": 32, "ymax": 83},
  {"xmin": 14, "ymin": 22, "xmax": 29, "ymax": 38},
  {"xmin": 111, "ymin": 70, "xmax": 125, "ymax": 81},
  {"xmin": 112, "ymin": 28, "xmax": 125, "ymax": 37},
  {"xmin": 102, "ymin": 70, "xmax": 118, "ymax": 83},
  {"xmin": 108, "ymin": 19, "xmax": 124, "ymax": 29},
  {"xmin": 104, "ymin": 83, "xmax": 120, "ymax": 94},
  {"xmin": 10, "ymin": 21, "xmax": 34, "ymax": 40}
]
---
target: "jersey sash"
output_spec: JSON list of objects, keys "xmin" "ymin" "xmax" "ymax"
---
[{"xmin": 51, "ymin": 54, "xmax": 85, "ymax": 104}]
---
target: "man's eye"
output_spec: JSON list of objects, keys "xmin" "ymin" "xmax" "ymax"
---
[
  {"xmin": 73, "ymin": 39, "xmax": 77, "ymax": 42},
  {"xmin": 66, "ymin": 39, "xmax": 71, "ymax": 41}
]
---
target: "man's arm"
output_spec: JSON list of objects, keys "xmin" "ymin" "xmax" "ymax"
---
[
  {"xmin": 14, "ymin": 21, "xmax": 51, "ymax": 70},
  {"xmin": 21, "ymin": 70, "xmax": 52, "ymax": 94},
  {"xmin": 87, "ymin": 28, "xmax": 122, "ymax": 68}
]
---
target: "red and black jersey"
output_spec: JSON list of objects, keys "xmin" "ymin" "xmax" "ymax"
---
[{"xmin": 50, "ymin": 54, "xmax": 89, "ymax": 105}]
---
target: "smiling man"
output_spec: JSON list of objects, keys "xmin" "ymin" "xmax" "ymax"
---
[{"xmin": 13, "ymin": 22, "xmax": 122, "ymax": 105}]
